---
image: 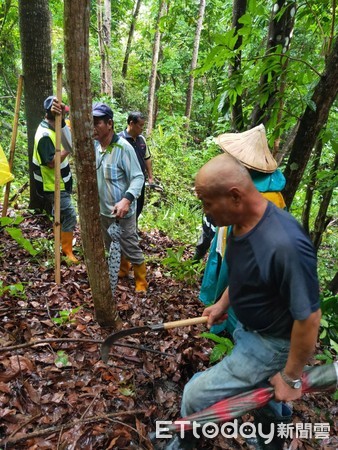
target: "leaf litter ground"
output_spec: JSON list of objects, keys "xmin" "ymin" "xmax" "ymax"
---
[{"xmin": 0, "ymin": 212, "xmax": 337, "ymax": 449}]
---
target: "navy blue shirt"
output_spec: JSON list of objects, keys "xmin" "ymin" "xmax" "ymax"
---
[
  {"xmin": 226, "ymin": 202, "xmax": 320, "ymax": 339},
  {"xmin": 118, "ymin": 129, "xmax": 150, "ymax": 176}
]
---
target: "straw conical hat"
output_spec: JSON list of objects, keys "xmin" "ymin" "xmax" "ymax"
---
[{"xmin": 214, "ymin": 124, "xmax": 277, "ymax": 173}]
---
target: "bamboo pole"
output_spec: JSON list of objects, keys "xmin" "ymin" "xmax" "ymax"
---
[
  {"xmin": 2, "ymin": 75, "xmax": 24, "ymax": 217},
  {"xmin": 54, "ymin": 63, "xmax": 63, "ymax": 284}
]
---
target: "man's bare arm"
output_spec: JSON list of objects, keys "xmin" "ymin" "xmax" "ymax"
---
[{"xmin": 270, "ymin": 309, "xmax": 321, "ymax": 401}]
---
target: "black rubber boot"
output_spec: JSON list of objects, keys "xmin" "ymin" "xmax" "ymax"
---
[
  {"xmin": 251, "ymin": 403, "xmax": 292, "ymax": 450},
  {"xmin": 149, "ymin": 431, "xmax": 197, "ymax": 450}
]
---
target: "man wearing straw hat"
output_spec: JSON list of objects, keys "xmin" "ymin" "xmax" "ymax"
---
[
  {"xmin": 199, "ymin": 124, "xmax": 287, "ymax": 335},
  {"xmin": 163, "ymin": 139, "xmax": 321, "ymax": 449}
]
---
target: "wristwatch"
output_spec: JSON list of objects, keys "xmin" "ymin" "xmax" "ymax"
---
[{"xmin": 280, "ymin": 369, "xmax": 302, "ymax": 389}]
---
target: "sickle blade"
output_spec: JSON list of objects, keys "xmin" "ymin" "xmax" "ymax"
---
[{"xmin": 101, "ymin": 325, "xmax": 149, "ymax": 362}]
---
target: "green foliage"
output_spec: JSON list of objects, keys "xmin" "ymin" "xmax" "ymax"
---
[
  {"xmin": 0, "ymin": 216, "xmax": 37, "ymax": 256},
  {"xmin": 31, "ymin": 237, "xmax": 54, "ymax": 267},
  {"xmin": 119, "ymin": 386, "xmax": 134, "ymax": 397},
  {"xmin": 139, "ymin": 119, "xmax": 219, "ymax": 243},
  {"xmin": 52, "ymin": 306, "xmax": 82, "ymax": 326},
  {"xmin": 0, "ymin": 0, "xmax": 22, "ymax": 151},
  {"xmin": 0, "ymin": 280, "xmax": 26, "ymax": 299},
  {"xmin": 315, "ymin": 348, "xmax": 335, "ymax": 365},
  {"xmin": 317, "ymin": 292, "xmax": 338, "ymax": 360},
  {"xmin": 162, "ymin": 246, "xmax": 203, "ymax": 285},
  {"xmin": 200, "ymin": 332, "xmax": 234, "ymax": 364},
  {"xmin": 54, "ymin": 350, "xmax": 69, "ymax": 368}
]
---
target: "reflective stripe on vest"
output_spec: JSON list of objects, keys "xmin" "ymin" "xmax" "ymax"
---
[{"xmin": 32, "ymin": 123, "xmax": 72, "ymax": 193}]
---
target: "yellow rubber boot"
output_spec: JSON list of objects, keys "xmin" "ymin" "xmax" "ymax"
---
[
  {"xmin": 61, "ymin": 231, "xmax": 79, "ymax": 264},
  {"xmin": 118, "ymin": 255, "xmax": 131, "ymax": 278},
  {"xmin": 133, "ymin": 262, "xmax": 148, "ymax": 292}
]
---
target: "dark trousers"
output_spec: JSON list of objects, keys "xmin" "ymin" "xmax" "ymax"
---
[{"xmin": 136, "ymin": 182, "xmax": 146, "ymax": 220}]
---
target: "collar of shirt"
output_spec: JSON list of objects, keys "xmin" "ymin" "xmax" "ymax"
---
[
  {"xmin": 122, "ymin": 128, "xmax": 132, "ymax": 139},
  {"xmin": 97, "ymin": 133, "xmax": 119, "ymax": 154}
]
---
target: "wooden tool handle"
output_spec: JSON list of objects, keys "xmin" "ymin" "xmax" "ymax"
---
[{"xmin": 163, "ymin": 316, "xmax": 208, "ymax": 330}]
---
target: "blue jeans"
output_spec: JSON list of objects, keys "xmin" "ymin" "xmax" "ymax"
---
[
  {"xmin": 44, "ymin": 191, "xmax": 77, "ymax": 232},
  {"xmin": 181, "ymin": 322, "xmax": 290, "ymax": 418}
]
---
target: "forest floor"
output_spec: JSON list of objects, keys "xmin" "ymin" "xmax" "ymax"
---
[{"xmin": 0, "ymin": 211, "xmax": 337, "ymax": 450}]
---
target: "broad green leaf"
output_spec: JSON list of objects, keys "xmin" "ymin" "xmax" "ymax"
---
[
  {"xmin": 210, "ymin": 344, "xmax": 227, "ymax": 363},
  {"xmin": 238, "ymin": 13, "xmax": 252, "ymax": 25},
  {"xmin": 0, "ymin": 217, "xmax": 13, "ymax": 227},
  {"xmin": 200, "ymin": 332, "xmax": 226, "ymax": 344},
  {"xmin": 315, "ymin": 354, "xmax": 331, "ymax": 362},
  {"xmin": 5, "ymin": 227, "xmax": 38, "ymax": 256},
  {"xmin": 54, "ymin": 351, "xmax": 69, "ymax": 368},
  {"xmin": 319, "ymin": 329, "xmax": 327, "ymax": 339},
  {"xmin": 329, "ymin": 339, "xmax": 338, "ymax": 353},
  {"xmin": 320, "ymin": 317, "xmax": 329, "ymax": 327},
  {"xmin": 119, "ymin": 387, "xmax": 134, "ymax": 396}
]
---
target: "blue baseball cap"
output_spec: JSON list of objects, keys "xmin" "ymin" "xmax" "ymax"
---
[
  {"xmin": 44, "ymin": 95, "xmax": 55, "ymax": 110},
  {"xmin": 92, "ymin": 102, "xmax": 114, "ymax": 119}
]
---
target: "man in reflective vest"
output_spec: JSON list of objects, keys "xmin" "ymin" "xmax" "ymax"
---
[{"xmin": 32, "ymin": 96, "xmax": 78, "ymax": 263}]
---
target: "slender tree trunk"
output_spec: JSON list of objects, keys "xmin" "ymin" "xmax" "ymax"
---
[
  {"xmin": 103, "ymin": 0, "xmax": 113, "ymax": 96},
  {"xmin": 185, "ymin": 0, "xmax": 206, "ymax": 126},
  {"xmin": 301, "ymin": 139, "xmax": 323, "ymax": 234},
  {"xmin": 97, "ymin": 0, "xmax": 106, "ymax": 93},
  {"xmin": 251, "ymin": 0, "xmax": 296, "ymax": 127},
  {"xmin": 153, "ymin": 45, "xmax": 163, "ymax": 124},
  {"xmin": 97, "ymin": 0, "xmax": 113, "ymax": 96},
  {"xmin": 122, "ymin": 0, "xmax": 142, "ymax": 79},
  {"xmin": 283, "ymin": 37, "xmax": 338, "ymax": 208},
  {"xmin": 18, "ymin": 0, "xmax": 53, "ymax": 210},
  {"xmin": 328, "ymin": 271, "xmax": 338, "ymax": 294},
  {"xmin": 310, "ymin": 151, "xmax": 338, "ymax": 250},
  {"xmin": 147, "ymin": 0, "xmax": 166, "ymax": 135},
  {"xmin": 229, "ymin": 0, "xmax": 247, "ymax": 131},
  {"xmin": 64, "ymin": 0, "xmax": 121, "ymax": 328}
]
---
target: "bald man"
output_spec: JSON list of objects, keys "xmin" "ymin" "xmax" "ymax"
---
[{"xmin": 164, "ymin": 154, "xmax": 321, "ymax": 450}]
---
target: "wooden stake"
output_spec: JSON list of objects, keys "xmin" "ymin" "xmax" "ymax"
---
[
  {"xmin": 2, "ymin": 75, "xmax": 24, "ymax": 217},
  {"xmin": 54, "ymin": 63, "xmax": 63, "ymax": 284}
]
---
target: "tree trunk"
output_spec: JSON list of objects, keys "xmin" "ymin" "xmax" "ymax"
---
[
  {"xmin": 229, "ymin": 0, "xmax": 247, "ymax": 131},
  {"xmin": 97, "ymin": 0, "xmax": 105, "ymax": 93},
  {"xmin": 301, "ymin": 139, "xmax": 323, "ymax": 234},
  {"xmin": 146, "ymin": 0, "xmax": 166, "ymax": 135},
  {"xmin": 185, "ymin": 0, "xmax": 206, "ymax": 126},
  {"xmin": 122, "ymin": 0, "xmax": 142, "ymax": 79},
  {"xmin": 97, "ymin": 0, "xmax": 113, "ymax": 96},
  {"xmin": 103, "ymin": 0, "xmax": 113, "ymax": 96},
  {"xmin": 283, "ymin": 37, "xmax": 338, "ymax": 208},
  {"xmin": 153, "ymin": 45, "xmax": 163, "ymax": 125},
  {"xmin": 64, "ymin": 0, "xmax": 121, "ymax": 328},
  {"xmin": 18, "ymin": 0, "xmax": 53, "ymax": 210},
  {"xmin": 327, "ymin": 271, "xmax": 338, "ymax": 294},
  {"xmin": 251, "ymin": 0, "xmax": 296, "ymax": 127},
  {"xmin": 310, "ymin": 151, "xmax": 338, "ymax": 250}
]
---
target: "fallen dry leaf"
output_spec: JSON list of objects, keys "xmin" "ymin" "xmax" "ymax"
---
[{"xmin": 0, "ymin": 214, "xmax": 336, "ymax": 450}]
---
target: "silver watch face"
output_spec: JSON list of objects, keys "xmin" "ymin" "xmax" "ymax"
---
[{"xmin": 293, "ymin": 380, "xmax": 302, "ymax": 389}]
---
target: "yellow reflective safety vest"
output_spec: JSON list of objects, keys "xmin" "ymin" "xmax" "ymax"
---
[{"xmin": 32, "ymin": 121, "xmax": 72, "ymax": 194}]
